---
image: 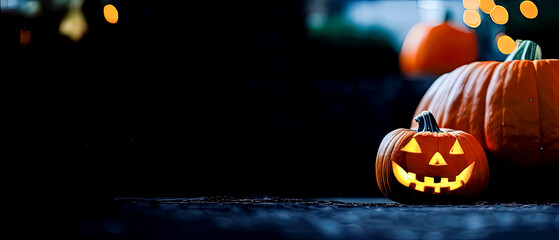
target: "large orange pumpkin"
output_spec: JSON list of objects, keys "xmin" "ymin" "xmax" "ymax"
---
[
  {"xmin": 399, "ymin": 18, "xmax": 478, "ymax": 78},
  {"xmin": 413, "ymin": 40, "xmax": 559, "ymax": 170},
  {"xmin": 376, "ymin": 111, "xmax": 489, "ymax": 204}
]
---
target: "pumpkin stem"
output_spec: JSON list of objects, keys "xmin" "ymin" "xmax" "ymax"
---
[
  {"xmin": 415, "ymin": 111, "xmax": 441, "ymax": 133},
  {"xmin": 505, "ymin": 39, "xmax": 542, "ymax": 61}
]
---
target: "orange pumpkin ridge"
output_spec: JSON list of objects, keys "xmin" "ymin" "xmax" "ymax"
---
[{"xmin": 414, "ymin": 43, "xmax": 559, "ymax": 169}]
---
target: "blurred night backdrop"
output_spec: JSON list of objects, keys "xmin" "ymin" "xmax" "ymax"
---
[{"xmin": 2, "ymin": 0, "xmax": 559, "ymax": 201}]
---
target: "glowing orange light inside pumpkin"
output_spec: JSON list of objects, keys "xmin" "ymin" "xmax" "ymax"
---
[
  {"xmin": 395, "ymin": 137, "xmax": 474, "ymax": 193},
  {"xmin": 428, "ymin": 152, "xmax": 448, "ymax": 166},
  {"xmin": 401, "ymin": 138, "xmax": 422, "ymax": 153},
  {"xmin": 490, "ymin": 5, "xmax": 509, "ymax": 25},
  {"xmin": 463, "ymin": 9, "xmax": 481, "ymax": 28},
  {"xmin": 104, "ymin": 4, "xmax": 119, "ymax": 24},
  {"xmin": 497, "ymin": 34, "xmax": 516, "ymax": 54},
  {"xmin": 450, "ymin": 139, "xmax": 464, "ymax": 155},
  {"xmin": 520, "ymin": 0, "xmax": 538, "ymax": 19},
  {"xmin": 392, "ymin": 161, "xmax": 475, "ymax": 193}
]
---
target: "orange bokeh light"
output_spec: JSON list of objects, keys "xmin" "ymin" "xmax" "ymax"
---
[
  {"xmin": 104, "ymin": 4, "xmax": 119, "ymax": 24},
  {"xmin": 490, "ymin": 5, "xmax": 509, "ymax": 25},
  {"xmin": 479, "ymin": 0, "xmax": 496, "ymax": 13},
  {"xmin": 463, "ymin": 9, "xmax": 481, "ymax": 28},
  {"xmin": 520, "ymin": 0, "xmax": 538, "ymax": 19},
  {"xmin": 497, "ymin": 34, "xmax": 516, "ymax": 54}
]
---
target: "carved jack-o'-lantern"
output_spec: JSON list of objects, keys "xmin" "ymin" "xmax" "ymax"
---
[{"xmin": 376, "ymin": 111, "xmax": 489, "ymax": 204}]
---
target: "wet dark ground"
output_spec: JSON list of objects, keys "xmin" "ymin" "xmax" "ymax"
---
[{"xmin": 11, "ymin": 197, "xmax": 557, "ymax": 240}]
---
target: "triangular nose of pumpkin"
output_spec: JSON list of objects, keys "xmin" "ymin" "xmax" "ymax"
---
[{"xmin": 429, "ymin": 152, "xmax": 448, "ymax": 166}]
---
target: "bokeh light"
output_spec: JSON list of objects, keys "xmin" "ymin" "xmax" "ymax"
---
[
  {"xmin": 479, "ymin": 0, "xmax": 496, "ymax": 14},
  {"xmin": 59, "ymin": 7, "xmax": 88, "ymax": 42},
  {"xmin": 463, "ymin": 9, "xmax": 481, "ymax": 28},
  {"xmin": 497, "ymin": 34, "xmax": 516, "ymax": 54},
  {"xmin": 463, "ymin": 0, "xmax": 479, "ymax": 10},
  {"xmin": 20, "ymin": 29, "xmax": 31, "ymax": 45},
  {"xmin": 520, "ymin": 0, "xmax": 538, "ymax": 19},
  {"xmin": 490, "ymin": 5, "xmax": 509, "ymax": 25},
  {"xmin": 103, "ymin": 4, "xmax": 119, "ymax": 24}
]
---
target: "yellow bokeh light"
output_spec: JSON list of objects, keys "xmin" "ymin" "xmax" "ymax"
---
[
  {"xmin": 490, "ymin": 5, "xmax": 509, "ymax": 25},
  {"xmin": 463, "ymin": 9, "xmax": 481, "ymax": 28},
  {"xmin": 463, "ymin": 0, "xmax": 479, "ymax": 10},
  {"xmin": 59, "ymin": 7, "xmax": 88, "ymax": 42},
  {"xmin": 103, "ymin": 4, "xmax": 119, "ymax": 24},
  {"xmin": 479, "ymin": 0, "xmax": 496, "ymax": 13},
  {"xmin": 497, "ymin": 34, "xmax": 516, "ymax": 54},
  {"xmin": 520, "ymin": 0, "xmax": 538, "ymax": 19}
]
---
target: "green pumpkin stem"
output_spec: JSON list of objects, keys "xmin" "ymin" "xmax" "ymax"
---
[
  {"xmin": 505, "ymin": 39, "xmax": 542, "ymax": 61},
  {"xmin": 415, "ymin": 111, "xmax": 441, "ymax": 133}
]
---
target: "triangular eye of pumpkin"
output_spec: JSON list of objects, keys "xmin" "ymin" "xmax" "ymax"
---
[
  {"xmin": 450, "ymin": 139, "xmax": 464, "ymax": 155},
  {"xmin": 401, "ymin": 138, "xmax": 422, "ymax": 153}
]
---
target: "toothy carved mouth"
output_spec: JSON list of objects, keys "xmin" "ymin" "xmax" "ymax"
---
[{"xmin": 391, "ymin": 161, "xmax": 475, "ymax": 193}]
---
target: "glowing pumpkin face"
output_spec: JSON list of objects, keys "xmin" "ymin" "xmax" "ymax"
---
[
  {"xmin": 376, "ymin": 111, "xmax": 489, "ymax": 204},
  {"xmin": 393, "ymin": 133, "xmax": 475, "ymax": 194}
]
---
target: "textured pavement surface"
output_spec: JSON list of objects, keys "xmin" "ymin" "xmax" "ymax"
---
[{"xmin": 62, "ymin": 197, "xmax": 559, "ymax": 240}]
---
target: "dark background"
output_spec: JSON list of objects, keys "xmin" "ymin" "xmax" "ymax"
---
[{"xmin": 2, "ymin": 0, "xmax": 559, "ymax": 201}]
